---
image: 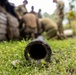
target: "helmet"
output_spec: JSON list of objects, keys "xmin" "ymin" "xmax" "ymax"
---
[{"xmin": 23, "ymin": 0, "xmax": 28, "ymax": 4}]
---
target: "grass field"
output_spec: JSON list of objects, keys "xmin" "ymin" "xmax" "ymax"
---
[{"xmin": 0, "ymin": 37, "xmax": 76, "ymax": 75}]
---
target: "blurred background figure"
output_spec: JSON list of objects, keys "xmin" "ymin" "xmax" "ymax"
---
[
  {"xmin": 0, "ymin": 0, "xmax": 8, "ymax": 7},
  {"xmin": 30, "ymin": 6, "xmax": 37, "ymax": 15},
  {"xmin": 23, "ymin": 0, "xmax": 28, "ymax": 11},
  {"xmin": 14, "ymin": 0, "xmax": 28, "ymax": 20},
  {"xmin": 37, "ymin": 9, "xmax": 42, "ymax": 18},
  {"xmin": 53, "ymin": 0, "xmax": 66, "ymax": 39}
]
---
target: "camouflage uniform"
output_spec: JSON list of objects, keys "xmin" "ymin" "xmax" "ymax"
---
[
  {"xmin": 55, "ymin": 0, "xmax": 64, "ymax": 34},
  {"xmin": 19, "ymin": 13, "xmax": 41, "ymax": 40},
  {"xmin": 15, "ymin": 0, "xmax": 28, "ymax": 20},
  {"xmin": 39, "ymin": 18, "xmax": 58, "ymax": 39},
  {"xmin": 37, "ymin": 9, "xmax": 42, "ymax": 18},
  {"xmin": 15, "ymin": 5, "xmax": 27, "ymax": 20}
]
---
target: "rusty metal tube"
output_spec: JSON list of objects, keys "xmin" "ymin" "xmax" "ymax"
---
[{"xmin": 24, "ymin": 36, "xmax": 52, "ymax": 63}]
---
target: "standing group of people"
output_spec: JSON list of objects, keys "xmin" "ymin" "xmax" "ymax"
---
[
  {"xmin": 0, "ymin": 0, "xmax": 66, "ymax": 40},
  {"xmin": 28, "ymin": 0, "xmax": 66, "ymax": 39},
  {"xmin": 14, "ymin": 0, "xmax": 42, "ymax": 21},
  {"xmin": 30, "ymin": 6, "xmax": 42, "ymax": 18}
]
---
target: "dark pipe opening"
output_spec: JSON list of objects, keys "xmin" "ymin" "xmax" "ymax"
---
[{"xmin": 29, "ymin": 43, "xmax": 47, "ymax": 60}]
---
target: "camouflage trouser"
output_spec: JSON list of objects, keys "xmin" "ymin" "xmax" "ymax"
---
[
  {"xmin": 56, "ymin": 17, "xmax": 67, "ymax": 39},
  {"xmin": 56, "ymin": 18, "xmax": 64, "ymax": 34},
  {"xmin": 46, "ymin": 27, "xmax": 57, "ymax": 39}
]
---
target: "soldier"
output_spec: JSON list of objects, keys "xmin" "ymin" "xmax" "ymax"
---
[
  {"xmin": 15, "ymin": 0, "xmax": 28, "ymax": 20},
  {"xmin": 53, "ymin": 0, "xmax": 66, "ymax": 39},
  {"xmin": 39, "ymin": 18, "xmax": 58, "ymax": 39},
  {"xmin": 19, "ymin": 13, "xmax": 41, "ymax": 40},
  {"xmin": 37, "ymin": 9, "xmax": 42, "ymax": 18}
]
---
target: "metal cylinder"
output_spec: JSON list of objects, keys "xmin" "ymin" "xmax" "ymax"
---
[{"xmin": 24, "ymin": 36, "xmax": 52, "ymax": 63}]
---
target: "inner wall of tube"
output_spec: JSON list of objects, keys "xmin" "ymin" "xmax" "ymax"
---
[{"xmin": 29, "ymin": 43, "xmax": 47, "ymax": 60}]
